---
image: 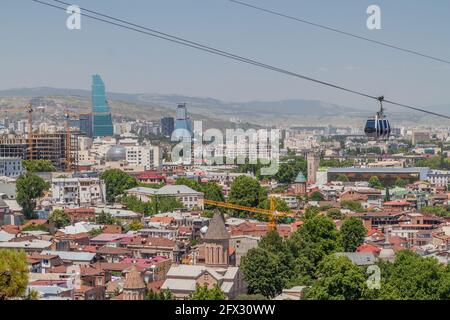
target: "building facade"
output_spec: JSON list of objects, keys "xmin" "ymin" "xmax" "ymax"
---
[
  {"xmin": 161, "ymin": 117, "xmax": 175, "ymax": 137},
  {"xmin": 51, "ymin": 177, "xmax": 106, "ymax": 205},
  {"xmin": 125, "ymin": 145, "xmax": 161, "ymax": 170},
  {"xmin": 0, "ymin": 158, "xmax": 24, "ymax": 177}
]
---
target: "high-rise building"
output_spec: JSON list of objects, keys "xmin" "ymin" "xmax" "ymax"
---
[
  {"xmin": 174, "ymin": 103, "xmax": 192, "ymax": 135},
  {"xmin": 92, "ymin": 75, "xmax": 113, "ymax": 138},
  {"xmin": 307, "ymin": 152, "xmax": 319, "ymax": 184},
  {"xmin": 79, "ymin": 113, "xmax": 93, "ymax": 138},
  {"xmin": 161, "ymin": 117, "xmax": 175, "ymax": 137}
]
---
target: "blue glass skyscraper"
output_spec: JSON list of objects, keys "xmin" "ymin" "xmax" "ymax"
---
[
  {"xmin": 174, "ymin": 103, "xmax": 192, "ymax": 135},
  {"xmin": 92, "ymin": 75, "xmax": 114, "ymax": 137}
]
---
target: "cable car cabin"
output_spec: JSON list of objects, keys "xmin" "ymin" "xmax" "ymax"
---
[{"xmin": 364, "ymin": 117, "xmax": 391, "ymax": 140}]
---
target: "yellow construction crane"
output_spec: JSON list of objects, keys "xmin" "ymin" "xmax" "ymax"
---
[{"xmin": 203, "ymin": 197, "xmax": 290, "ymax": 231}]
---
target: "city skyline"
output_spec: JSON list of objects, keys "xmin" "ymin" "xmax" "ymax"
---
[{"xmin": 1, "ymin": 0, "xmax": 450, "ymax": 111}]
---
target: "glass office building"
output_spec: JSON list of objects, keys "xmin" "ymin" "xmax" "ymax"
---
[
  {"xmin": 92, "ymin": 75, "xmax": 113, "ymax": 137},
  {"xmin": 174, "ymin": 103, "xmax": 192, "ymax": 137},
  {"xmin": 79, "ymin": 113, "xmax": 93, "ymax": 138}
]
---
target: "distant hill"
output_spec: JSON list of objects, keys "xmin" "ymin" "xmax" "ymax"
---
[{"xmin": 1, "ymin": 87, "xmax": 449, "ymax": 127}]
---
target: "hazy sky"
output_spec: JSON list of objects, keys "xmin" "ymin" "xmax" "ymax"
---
[{"xmin": 1, "ymin": 0, "xmax": 449, "ymax": 110}]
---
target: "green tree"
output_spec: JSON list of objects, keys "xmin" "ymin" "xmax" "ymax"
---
[
  {"xmin": 384, "ymin": 187, "xmax": 391, "ymax": 202},
  {"xmin": 304, "ymin": 255, "xmax": 367, "ymax": 300},
  {"xmin": 94, "ymin": 211, "xmax": 119, "ymax": 225},
  {"xmin": 100, "ymin": 169, "xmax": 138, "ymax": 203},
  {"xmin": 175, "ymin": 177, "xmax": 202, "ymax": 192},
  {"xmin": 368, "ymin": 176, "xmax": 383, "ymax": 189},
  {"xmin": 309, "ymin": 191, "xmax": 325, "ymax": 201},
  {"xmin": 341, "ymin": 200, "xmax": 365, "ymax": 213},
  {"xmin": 189, "ymin": 284, "xmax": 226, "ymax": 300},
  {"xmin": 0, "ymin": 249, "xmax": 29, "ymax": 300},
  {"xmin": 25, "ymin": 289, "xmax": 40, "ymax": 300},
  {"xmin": 340, "ymin": 217, "xmax": 366, "ymax": 252},
  {"xmin": 234, "ymin": 293, "xmax": 268, "ymax": 300},
  {"xmin": 152, "ymin": 195, "xmax": 184, "ymax": 214},
  {"xmin": 228, "ymin": 176, "xmax": 266, "ymax": 217},
  {"xmin": 258, "ymin": 198, "xmax": 291, "ymax": 213},
  {"xmin": 327, "ymin": 208, "xmax": 343, "ymax": 220},
  {"xmin": 146, "ymin": 289, "xmax": 174, "ymax": 300},
  {"xmin": 370, "ymin": 250, "xmax": 450, "ymax": 300},
  {"xmin": 240, "ymin": 247, "xmax": 286, "ymax": 298},
  {"xmin": 202, "ymin": 182, "xmax": 225, "ymax": 210},
  {"xmin": 336, "ymin": 174, "xmax": 350, "ymax": 183},
  {"xmin": 21, "ymin": 224, "xmax": 50, "ymax": 232},
  {"xmin": 274, "ymin": 163, "xmax": 296, "ymax": 184},
  {"xmin": 22, "ymin": 160, "xmax": 56, "ymax": 172},
  {"xmin": 394, "ymin": 178, "xmax": 407, "ymax": 188},
  {"xmin": 48, "ymin": 209, "xmax": 70, "ymax": 229},
  {"xmin": 287, "ymin": 214, "xmax": 340, "ymax": 285},
  {"xmin": 420, "ymin": 206, "xmax": 450, "ymax": 218},
  {"xmin": 125, "ymin": 220, "xmax": 144, "ymax": 231},
  {"xmin": 16, "ymin": 172, "xmax": 49, "ymax": 219}
]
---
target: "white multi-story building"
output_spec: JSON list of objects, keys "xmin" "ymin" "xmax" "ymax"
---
[
  {"xmin": 0, "ymin": 158, "xmax": 24, "ymax": 177},
  {"xmin": 125, "ymin": 145, "xmax": 161, "ymax": 170},
  {"xmin": 428, "ymin": 170, "xmax": 450, "ymax": 187},
  {"xmin": 51, "ymin": 177, "xmax": 106, "ymax": 205}
]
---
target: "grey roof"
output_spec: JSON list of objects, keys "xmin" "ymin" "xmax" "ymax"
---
[
  {"xmin": 0, "ymin": 240, "xmax": 52, "ymax": 249},
  {"xmin": 41, "ymin": 250, "xmax": 96, "ymax": 262},
  {"xmin": 127, "ymin": 185, "xmax": 203, "ymax": 196},
  {"xmin": 205, "ymin": 211, "xmax": 230, "ymax": 240},
  {"xmin": 157, "ymin": 185, "xmax": 203, "ymax": 196},
  {"xmin": 335, "ymin": 252, "xmax": 376, "ymax": 266}
]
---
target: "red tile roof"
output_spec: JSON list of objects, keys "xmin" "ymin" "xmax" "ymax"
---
[{"xmin": 357, "ymin": 243, "xmax": 382, "ymax": 254}]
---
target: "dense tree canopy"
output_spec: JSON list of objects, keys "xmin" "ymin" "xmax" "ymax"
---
[
  {"xmin": 146, "ymin": 289, "xmax": 174, "ymax": 300},
  {"xmin": 336, "ymin": 174, "xmax": 350, "ymax": 183},
  {"xmin": 175, "ymin": 177, "xmax": 202, "ymax": 192},
  {"xmin": 287, "ymin": 214, "xmax": 340, "ymax": 285},
  {"xmin": 100, "ymin": 169, "xmax": 138, "ymax": 203},
  {"xmin": 228, "ymin": 176, "xmax": 267, "ymax": 217},
  {"xmin": 341, "ymin": 200, "xmax": 365, "ymax": 213},
  {"xmin": 0, "ymin": 249, "xmax": 29, "ymax": 300},
  {"xmin": 369, "ymin": 250, "xmax": 450, "ymax": 300},
  {"xmin": 189, "ymin": 284, "xmax": 226, "ymax": 300},
  {"xmin": 22, "ymin": 160, "xmax": 56, "ymax": 173},
  {"xmin": 48, "ymin": 209, "xmax": 71, "ymax": 229},
  {"xmin": 327, "ymin": 208, "xmax": 344, "ymax": 220},
  {"xmin": 16, "ymin": 172, "xmax": 49, "ymax": 219},
  {"xmin": 309, "ymin": 191, "xmax": 325, "ymax": 201},
  {"xmin": 340, "ymin": 217, "xmax": 367, "ymax": 252},
  {"xmin": 369, "ymin": 176, "xmax": 383, "ymax": 189},
  {"xmin": 241, "ymin": 247, "xmax": 287, "ymax": 298},
  {"xmin": 258, "ymin": 198, "xmax": 291, "ymax": 213},
  {"xmin": 304, "ymin": 255, "xmax": 367, "ymax": 300}
]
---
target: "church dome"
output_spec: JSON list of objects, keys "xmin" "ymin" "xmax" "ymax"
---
[{"xmin": 106, "ymin": 145, "xmax": 126, "ymax": 161}]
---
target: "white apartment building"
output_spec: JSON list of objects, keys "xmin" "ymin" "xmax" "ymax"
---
[
  {"xmin": 0, "ymin": 158, "xmax": 24, "ymax": 177},
  {"xmin": 125, "ymin": 145, "xmax": 161, "ymax": 170},
  {"xmin": 428, "ymin": 170, "xmax": 450, "ymax": 187},
  {"xmin": 51, "ymin": 177, "xmax": 106, "ymax": 205}
]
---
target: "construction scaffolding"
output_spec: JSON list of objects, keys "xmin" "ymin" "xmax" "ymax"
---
[{"xmin": 0, "ymin": 132, "xmax": 79, "ymax": 171}]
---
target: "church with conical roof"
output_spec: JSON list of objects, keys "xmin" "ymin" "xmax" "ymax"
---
[
  {"xmin": 204, "ymin": 210, "xmax": 230, "ymax": 268},
  {"xmin": 122, "ymin": 265, "xmax": 146, "ymax": 300},
  {"xmin": 161, "ymin": 210, "xmax": 247, "ymax": 299}
]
